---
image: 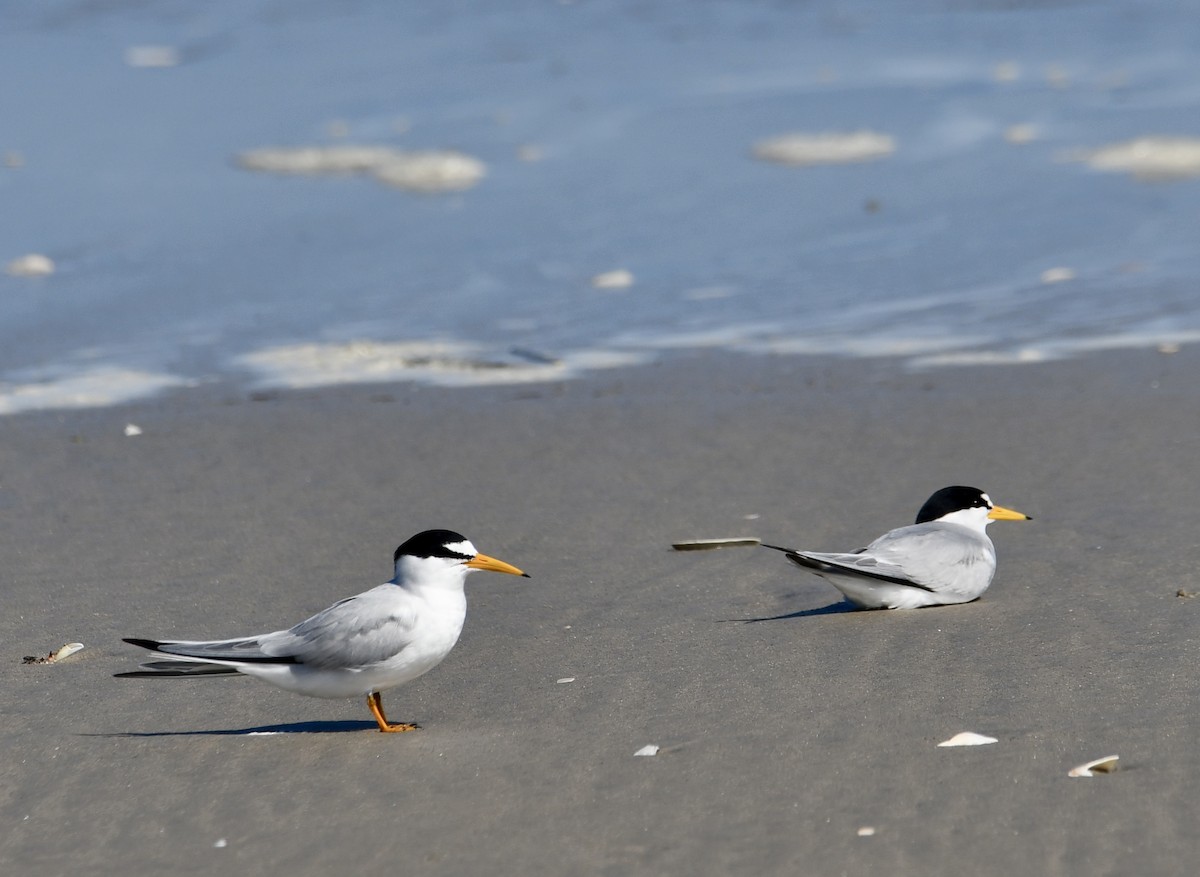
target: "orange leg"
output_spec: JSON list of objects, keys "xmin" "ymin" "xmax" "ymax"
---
[{"xmin": 366, "ymin": 691, "xmax": 419, "ymax": 733}]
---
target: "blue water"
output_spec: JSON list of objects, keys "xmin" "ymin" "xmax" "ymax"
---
[{"xmin": 2, "ymin": 0, "xmax": 1200, "ymax": 409}]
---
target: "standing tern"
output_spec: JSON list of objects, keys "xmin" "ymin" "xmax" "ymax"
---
[
  {"xmin": 117, "ymin": 530, "xmax": 528, "ymax": 732},
  {"xmin": 763, "ymin": 486, "xmax": 1030, "ymax": 609}
]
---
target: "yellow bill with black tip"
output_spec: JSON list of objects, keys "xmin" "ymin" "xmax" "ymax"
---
[
  {"xmin": 465, "ymin": 553, "xmax": 529, "ymax": 577},
  {"xmin": 988, "ymin": 504, "xmax": 1031, "ymax": 521}
]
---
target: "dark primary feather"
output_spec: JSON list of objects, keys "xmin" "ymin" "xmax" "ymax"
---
[
  {"xmin": 114, "ymin": 663, "xmax": 240, "ymax": 678},
  {"xmin": 786, "ymin": 551, "xmax": 938, "ymax": 592},
  {"xmin": 122, "ymin": 637, "xmax": 300, "ymax": 664}
]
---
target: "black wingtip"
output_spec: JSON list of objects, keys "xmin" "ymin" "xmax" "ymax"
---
[
  {"xmin": 760, "ymin": 543, "xmax": 797, "ymax": 554},
  {"xmin": 123, "ymin": 638, "xmax": 164, "ymax": 651},
  {"xmin": 113, "ymin": 668, "xmax": 240, "ymax": 678}
]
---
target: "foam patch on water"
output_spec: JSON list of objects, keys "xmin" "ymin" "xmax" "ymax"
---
[
  {"xmin": 908, "ymin": 330, "xmax": 1200, "ymax": 369},
  {"xmin": 236, "ymin": 146, "xmax": 486, "ymax": 193},
  {"xmin": 740, "ymin": 333, "xmax": 994, "ymax": 359},
  {"xmin": 1065, "ymin": 136, "xmax": 1200, "ymax": 181},
  {"xmin": 234, "ymin": 340, "xmax": 649, "ymax": 389},
  {"xmin": 610, "ymin": 319, "xmax": 1200, "ymax": 371},
  {"xmin": 611, "ymin": 322, "xmax": 995, "ymax": 361},
  {"xmin": 753, "ymin": 131, "xmax": 895, "ymax": 166},
  {"xmin": 0, "ymin": 366, "xmax": 188, "ymax": 415}
]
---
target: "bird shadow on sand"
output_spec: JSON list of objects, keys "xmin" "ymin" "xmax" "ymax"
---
[
  {"xmin": 86, "ymin": 720, "xmax": 380, "ymax": 738},
  {"xmin": 718, "ymin": 601, "xmax": 858, "ymax": 623}
]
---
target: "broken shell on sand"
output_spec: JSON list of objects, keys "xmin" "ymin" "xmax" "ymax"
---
[
  {"xmin": 1068, "ymin": 755, "xmax": 1119, "ymax": 777},
  {"xmin": 22, "ymin": 643, "xmax": 85, "ymax": 665},
  {"xmin": 937, "ymin": 732, "xmax": 998, "ymax": 747}
]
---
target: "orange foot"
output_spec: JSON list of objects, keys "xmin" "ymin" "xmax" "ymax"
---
[{"xmin": 366, "ymin": 691, "xmax": 420, "ymax": 733}]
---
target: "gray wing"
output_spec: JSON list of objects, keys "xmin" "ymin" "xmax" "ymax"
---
[
  {"xmin": 788, "ymin": 522, "xmax": 995, "ymax": 595},
  {"xmin": 257, "ymin": 584, "xmax": 420, "ymax": 670},
  {"xmin": 123, "ymin": 585, "xmax": 419, "ymax": 672}
]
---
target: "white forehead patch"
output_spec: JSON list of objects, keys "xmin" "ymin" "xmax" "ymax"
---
[
  {"xmin": 980, "ymin": 492, "xmax": 993, "ymax": 508},
  {"xmin": 446, "ymin": 539, "xmax": 477, "ymax": 558}
]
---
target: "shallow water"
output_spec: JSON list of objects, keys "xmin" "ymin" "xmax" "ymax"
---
[{"xmin": 2, "ymin": 0, "xmax": 1199, "ymax": 411}]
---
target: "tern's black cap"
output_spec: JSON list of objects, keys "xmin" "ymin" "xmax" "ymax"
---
[
  {"xmin": 914, "ymin": 486, "xmax": 990, "ymax": 525},
  {"xmin": 394, "ymin": 530, "xmax": 473, "ymax": 564}
]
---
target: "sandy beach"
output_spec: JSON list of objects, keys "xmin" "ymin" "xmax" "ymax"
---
[{"xmin": 2, "ymin": 346, "xmax": 1197, "ymax": 875}]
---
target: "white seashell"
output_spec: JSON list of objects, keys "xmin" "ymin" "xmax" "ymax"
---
[
  {"xmin": 556, "ymin": 677, "xmax": 575, "ymax": 684},
  {"xmin": 213, "ymin": 838, "xmax": 228, "ymax": 848},
  {"xmin": 857, "ymin": 826, "xmax": 876, "ymax": 837},
  {"xmin": 49, "ymin": 643, "xmax": 85, "ymax": 663},
  {"xmin": 124, "ymin": 423, "xmax": 143, "ymax": 436},
  {"xmin": 633, "ymin": 745, "xmax": 660, "ymax": 757},
  {"xmin": 1068, "ymin": 755, "xmax": 1119, "ymax": 777},
  {"xmin": 937, "ymin": 732, "xmax": 998, "ymax": 747}
]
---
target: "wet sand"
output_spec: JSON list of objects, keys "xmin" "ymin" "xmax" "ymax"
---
[{"xmin": 2, "ymin": 347, "xmax": 1198, "ymax": 875}]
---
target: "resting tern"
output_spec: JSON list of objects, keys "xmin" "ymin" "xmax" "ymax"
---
[
  {"xmin": 117, "ymin": 530, "xmax": 528, "ymax": 732},
  {"xmin": 763, "ymin": 486, "xmax": 1029, "ymax": 609}
]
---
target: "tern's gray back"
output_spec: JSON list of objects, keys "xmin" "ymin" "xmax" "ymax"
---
[
  {"xmin": 864, "ymin": 521, "xmax": 996, "ymax": 596},
  {"xmin": 262, "ymin": 585, "xmax": 421, "ymax": 670}
]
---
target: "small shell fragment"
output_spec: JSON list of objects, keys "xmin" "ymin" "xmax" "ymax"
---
[
  {"xmin": 633, "ymin": 745, "xmax": 660, "ymax": 757},
  {"xmin": 22, "ymin": 642, "xmax": 84, "ymax": 664},
  {"xmin": 1068, "ymin": 755, "xmax": 1119, "ymax": 777},
  {"xmin": 52, "ymin": 643, "xmax": 85, "ymax": 662},
  {"xmin": 937, "ymin": 732, "xmax": 998, "ymax": 747},
  {"xmin": 671, "ymin": 537, "xmax": 762, "ymax": 551},
  {"xmin": 124, "ymin": 423, "xmax": 143, "ymax": 436},
  {"xmin": 556, "ymin": 677, "xmax": 575, "ymax": 684},
  {"xmin": 857, "ymin": 826, "xmax": 876, "ymax": 837}
]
